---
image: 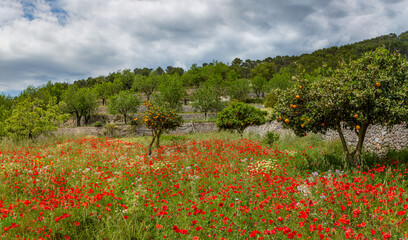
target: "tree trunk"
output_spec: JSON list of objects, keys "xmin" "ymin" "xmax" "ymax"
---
[
  {"xmin": 156, "ymin": 130, "xmax": 162, "ymax": 148},
  {"xmin": 148, "ymin": 132, "xmax": 156, "ymax": 156},
  {"xmin": 352, "ymin": 124, "xmax": 368, "ymax": 167},
  {"xmin": 76, "ymin": 113, "xmax": 81, "ymax": 127},
  {"xmin": 102, "ymin": 98, "xmax": 105, "ymax": 105},
  {"xmin": 124, "ymin": 113, "xmax": 127, "ymax": 124},
  {"xmin": 85, "ymin": 114, "xmax": 90, "ymax": 125},
  {"xmin": 336, "ymin": 121, "xmax": 352, "ymax": 167}
]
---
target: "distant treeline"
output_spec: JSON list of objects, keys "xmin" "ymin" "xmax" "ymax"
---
[{"xmin": 0, "ymin": 31, "xmax": 408, "ymax": 138}]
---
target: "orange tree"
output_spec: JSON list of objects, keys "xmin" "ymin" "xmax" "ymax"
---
[
  {"xmin": 143, "ymin": 101, "xmax": 183, "ymax": 155},
  {"xmin": 216, "ymin": 101, "xmax": 267, "ymax": 136},
  {"xmin": 274, "ymin": 48, "xmax": 408, "ymax": 167}
]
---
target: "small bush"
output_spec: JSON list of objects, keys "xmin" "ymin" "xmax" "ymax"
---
[
  {"xmin": 244, "ymin": 98, "xmax": 264, "ymax": 104},
  {"xmin": 94, "ymin": 121, "xmax": 103, "ymax": 127},
  {"xmin": 263, "ymin": 131, "xmax": 280, "ymax": 146},
  {"xmin": 264, "ymin": 90, "xmax": 279, "ymax": 108},
  {"xmin": 103, "ymin": 123, "xmax": 118, "ymax": 137}
]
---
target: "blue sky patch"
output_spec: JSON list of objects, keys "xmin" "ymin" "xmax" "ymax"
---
[{"xmin": 21, "ymin": 0, "xmax": 68, "ymax": 25}]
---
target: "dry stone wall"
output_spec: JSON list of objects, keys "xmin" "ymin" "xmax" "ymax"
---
[
  {"xmin": 244, "ymin": 121, "xmax": 408, "ymax": 154},
  {"xmin": 58, "ymin": 119, "xmax": 408, "ymax": 154},
  {"xmin": 56, "ymin": 122, "xmax": 218, "ymax": 138}
]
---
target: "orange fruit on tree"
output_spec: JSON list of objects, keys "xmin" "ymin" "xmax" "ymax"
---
[
  {"xmin": 356, "ymin": 125, "xmax": 360, "ymax": 130},
  {"xmin": 299, "ymin": 85, "xmax": 303, "ymax": 89},
  {"xmin": 321, "ymin": 123, "xmax": 325, "ymax": 126},
  {"xmin": 376, "ymin": 82, "xmax": 381, "ymax": 87},
  {"xmin": 354, "ymin": 114, "xmax": 358, "ymax": 118},
  {"xmin": 285, "ymin": 119, "xmax": 290, "ymax": 123},
  {"xmin": 296, "ymin": 95, "xmax": 300, "ymax": 99}
]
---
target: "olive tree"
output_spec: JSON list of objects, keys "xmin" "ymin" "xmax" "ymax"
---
[
  {"xmin": 154, "ymin": 74, "xmax": 186, "ymax": 111},
  {"xmin": 274, "ymin": 48, "xmax": 408, "ymax": 167},
  {"xmin": 133, "ymin": 72, "xmax": 162, "ymax": 101},
  {"xmin": 5, "ymin": 97, "xmax": 67, "ymax": 139},
  {"xmin": 107, "ymin": 91, "xmax": 140, "ymax": 124},
  {"xmin": 191, "ymin": 82, "xmax": 224, "ymax": 119},
  {"xmin": 60, "ymin": 86, "xmax": 98, "ymax": 127}
]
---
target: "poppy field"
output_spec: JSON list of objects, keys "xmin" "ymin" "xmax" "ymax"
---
[{"xmin": 1, "ymin": 136, "xmax": 408, "ymax": 239}]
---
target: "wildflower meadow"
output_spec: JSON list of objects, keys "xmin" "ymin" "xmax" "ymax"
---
[{"xmin": 1, "ymin": 136, "xmax": 408, "ymax": 240}]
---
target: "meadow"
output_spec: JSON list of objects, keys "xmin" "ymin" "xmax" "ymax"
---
[{"xmin": 1, "ymin": 132, "xmax": 408, "ymax": 240}]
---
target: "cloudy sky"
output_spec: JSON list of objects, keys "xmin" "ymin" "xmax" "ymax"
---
[{"xmin": 1, "ymin": 0, "xmax": 408, "ymax": 96}]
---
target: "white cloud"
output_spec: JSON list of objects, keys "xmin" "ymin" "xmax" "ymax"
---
[
  {"xmin": 0, "ymin": 0, "xmax": 408, "ymax": 95},
  {"xmin": 0, "ymin": 1, "xmax": 23, "ymax": 25}
]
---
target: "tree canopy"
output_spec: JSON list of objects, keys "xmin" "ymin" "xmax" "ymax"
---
[
  {"xmin": 274, "ymin": 48, "xmax": 408, "ymax": 167},
  {"xmin": 107, "ymin": 91, "xmax": 141, "ymax": 124},
  {"xmin": 60, "ymin": 86, "xmax": 99, "ymax": 127},
  {"xmin": 216, "ymin": 101, "xmax": 267, "ymax": 136},
  {"xmin": 4, "ymin": 98, "xmax": 67, "ymax": 140}
]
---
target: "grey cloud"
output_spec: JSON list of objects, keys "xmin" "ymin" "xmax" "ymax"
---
[{"xmin": 1, "ymin": 0, "xmax": 408, "ymax": 95}]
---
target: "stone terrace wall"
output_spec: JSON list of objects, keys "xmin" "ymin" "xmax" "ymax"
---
[
  {"xmin": 244, "ymin": 121, "xmax": 408, "ymax": 154},
  {"xmin": 56, "ymin": 122, "xmax": 218, "ymax": 138},
  {"xmin": 57, "ymin": 120, "xmax": 408, "ymax": 154}
]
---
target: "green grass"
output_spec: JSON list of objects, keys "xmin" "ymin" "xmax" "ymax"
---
[{"xmin": 2, "ymin": 131, "xmax": 408, "ymax": 239}]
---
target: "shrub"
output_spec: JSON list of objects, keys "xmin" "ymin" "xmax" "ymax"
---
[
  {"xmin": 216, "ymin": 101, "xmax": 267, "ymax": 136},
  {"xmin": 263, "ymin": 131, "xmax": 280, "ymax": 146},
  {"xmin": 94, "ymin": 121, "xmax": 103, "ymax": 127},
  {"xmin": 103, "ymin": 123, "xmax": 118, "ymax": 137}
]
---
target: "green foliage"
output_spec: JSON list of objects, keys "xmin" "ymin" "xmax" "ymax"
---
[
  {"xmin": 94, "ymin": 121, "xmax": 103, "ymax": 127},
  {"xmin": 16, "ymin": 82, "xmax": 69, "ymax": 106},
  {"xmin": 216, "ymin": 101, "xmax": 267, "ymax": 135},
  {"xmin": 250, "ymin": 61, "xmax": 277, "ymax": 79},
  {"xmin": 154, "ymin": 75, "xmax": 186, "ymax": 111},
  {"xmin": 0, "ymin": 94, "xmax": 14, "ymax": 138},
  {"xmin": 181, "ymin": 64, "xmax": 206, "ymax": 87},
  {"xmin": 243, "ymin": 98, "xmax": 264, "ymax": 104},
  {"xmin": 4, "ymin": 97, "xmax": 67, "ymax": 140},
  {"xmin": 263, "ymin": 131, "xmax": 280, "ymax": 146},
  {"xmin": 107, "ymin": 91, "xmax": 141, "ymax": 124},
  {"xmin": 103, "ymin": 123, "xmax": 119, "ymax": 137},
  {"xmin": 60, "ymin": 86, "xmax": 99, "ymax": 127},
  {"xmin": 94, "ymin": 81, "xmax": 120, "ymax": 105},
  {"xmin": 192, "ymin": 82, "xmax": 224, "ymax": 117},
  {"xmin": 114, "ymin": 69, "xmax": 135, "ymax": 90},
  {"xmin": 133, "ymin": 71, "xmax": 162, "ymax": 101},
  {"xmin": 165, "ymin": 66, "xmax": 185, "ymax": 76},
  {"xmin": 133, "ymin": 67, "xmax": 153, "ymax": 76},
  {"xmin": 264, "ymin": 89, "xmax": 279, "ymax": 108},
  {"xmin": 274, "ymin": 48, "xmax": 408, "ymax": 167},
  {"xmin": 268, "ymin": 71, "xmax": 292, "ymax": 90},
  {"xmin": 251, "ymin": 74, "xmax": 267, "ymax": 98},
  {"xmin": 143, "ymin": 101, "xmax": 183, "ymax": 155},
  {"xmin": 225, "ymin": 79, "xmax": 250, "ymax": 102}
]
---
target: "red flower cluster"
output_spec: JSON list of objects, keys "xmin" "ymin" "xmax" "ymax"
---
[{"xmin": 1, "ymin": 137, "xmax": 408, "ymax": 239}]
